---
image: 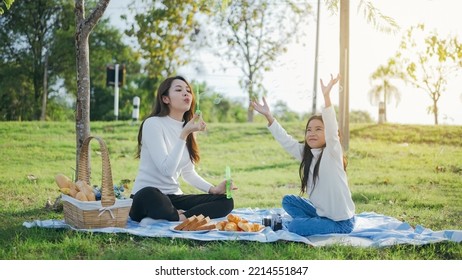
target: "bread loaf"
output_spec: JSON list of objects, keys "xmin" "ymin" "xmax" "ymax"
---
[
  {"xmin": 75, "ymin": 180, "xmax": 96, "ymax": 201},
  {"xmin": 174, "ymin": 215, "xmax": 216, "ymax": 232},
  {"xmin": 174, "ymin": 215, "xmax": 196, "ymax": 230}
]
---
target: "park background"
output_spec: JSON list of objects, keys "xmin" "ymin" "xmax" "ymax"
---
[
  {"xmin": 2, "ymin": 0, "xmax": 461, "ymax": 125},
  {"xmin": 106, "ymin": 0, "xmax": 462, "ymax": 125},
  {"xmin": 0, "ymin": 0, "xmax": 461, "ymax": 263}
]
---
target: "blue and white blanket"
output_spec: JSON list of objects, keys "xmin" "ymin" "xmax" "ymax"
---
[{"xmin": 23, "ymin": 208, "xmax": 462, "ymax": 247}]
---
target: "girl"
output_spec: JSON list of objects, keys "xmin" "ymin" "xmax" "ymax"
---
[
  {"xmin": 252, "ymin": 74, "xmax": 355, "ymax": 236},
  {"xmin": 129, "ymin": 76, "xmax": 236, "ymax": 222}
]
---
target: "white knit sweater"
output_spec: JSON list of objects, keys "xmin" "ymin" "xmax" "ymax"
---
[
  {"xmin": 131, "ymin": 116, "xmax": 212, "ymax": 195},
  {"xmin": 268, "ymin": 106, "xmax": 355, "ymax": 221}
]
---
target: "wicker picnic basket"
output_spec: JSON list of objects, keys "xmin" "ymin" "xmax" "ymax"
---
[{"xmin": 62, "ymin": 136, "xmax": 132, "ymax": 229}]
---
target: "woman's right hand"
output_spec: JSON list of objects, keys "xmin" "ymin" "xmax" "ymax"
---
[
  {"xmin": 180, "ymin": 113, "xmax": 207, "ymax": 140},
  {"xmin": 209, "ymin": 179, "xmax": 238, "ymax": 195},
  {"xmin": 251, "ymin": 97, "xmax": 274, "ymax": 125}
]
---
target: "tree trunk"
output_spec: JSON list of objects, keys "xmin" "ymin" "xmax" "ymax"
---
[
  {"xmin": 75, "ymin": 27, "xmax": 91, "ymax": 174},
  {"xmin": 40, "ymin": 50, "xmax": 49, "ymax": 121},
  {"xmin": 74, "ymin": 0, "xmax": 110, "ymax": 176},
  {"xmin": 339, "ymin": 0, "xmax": 350, "ymax": 151},
  {"xmin": 247, "ymin": 79, "xmax": 255, "ymax": 123},
  {"xmin": 383, "ymin": 86, "xmax": 387, "ymax": 123},
  {"xmin": 433, "ymin": 98, "xmax": 438, "ymax": 125},
  {"xmin": 378, "ymin": 101, "xmax": 385, "ymax": 124},
  {"xmin": 247, "ymin": 103, "xmax": 254, "ymax": 122}
]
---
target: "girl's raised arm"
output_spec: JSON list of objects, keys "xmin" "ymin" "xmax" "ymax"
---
[
  {"xmin": 252, "ymin": 97, "xmax": 275, "ymax": 125},
  {"xmin": 320, "ymin": 74, "xmax": 340, "ymax": 108}
]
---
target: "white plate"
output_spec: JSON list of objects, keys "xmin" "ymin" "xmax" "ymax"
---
[
  {"xmin": 216, "ymin": 228, "xmax": 265, "ymax": 235},
  {"xmin": 169, "ymin": 225, "xmax": 211, "ymax": 233}
]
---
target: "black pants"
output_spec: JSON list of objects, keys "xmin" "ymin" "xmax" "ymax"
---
[{"xmin": 129, "ymin": 187, "xmax": 234, "ymax": 222}]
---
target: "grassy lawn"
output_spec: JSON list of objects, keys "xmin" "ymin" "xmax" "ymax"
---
[{"xmin": 0, "ymin": 120, "xmax": 461, "ymax": 259}]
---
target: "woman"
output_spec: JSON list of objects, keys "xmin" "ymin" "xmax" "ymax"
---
[
  {"xmin": 252, "ymin": 74, "xmax": 355, "ymax": 236},
  {"xmin": 129, "ymin": 76, "xmax": 235, "ymax": 222}
]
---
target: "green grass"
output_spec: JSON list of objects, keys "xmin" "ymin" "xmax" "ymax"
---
[{"xmin": 0, "ymin": 121, "xmax": 461, "ymax": 259}]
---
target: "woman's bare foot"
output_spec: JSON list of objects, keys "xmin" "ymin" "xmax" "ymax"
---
[{"xmin": 177, "ymin": 209, "xmax": 186, "ymax": 221}]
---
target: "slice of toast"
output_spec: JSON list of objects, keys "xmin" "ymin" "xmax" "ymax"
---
[
  {"xmin": 183, "ymin": 214, "xmax": 204, "ymax": 231},
  {"xmin": 195, "ymin": 222, "xmax": 216, "ymax": 231},
  {"xmin": 188, "ymin": 216, "xmax": 210, "ymax": 231},
  {"xmin": 174, "ymin": 215, "xmax": 196, "ymax": 230}
]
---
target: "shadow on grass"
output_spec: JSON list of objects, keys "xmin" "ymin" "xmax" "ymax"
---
[{"xmin": 0, "ymin": 207, "xmax": 65, "ymax": 243}]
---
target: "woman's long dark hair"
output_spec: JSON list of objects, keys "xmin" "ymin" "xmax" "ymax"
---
[
  {"xmin": 299, "ymin": 115, "xmax": 347, "ymax": 195},
  {"xmin": 135, "ymin": 76, "xmax": 200, "ymax": 163}
]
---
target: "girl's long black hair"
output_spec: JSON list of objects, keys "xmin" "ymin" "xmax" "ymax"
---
[
  {"xmin": 299, "ymin": 115, "xmax": 324, "ymax": 195},
  {"xmin": 299, "ymin": 115, "xmax": 347, "ymax": 195}
]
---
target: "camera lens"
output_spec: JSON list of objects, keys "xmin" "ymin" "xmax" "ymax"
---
[
  {"xmin": 273, "ymin": 220, "xmax": 282, "ymax": 231},
  {"xmin": 262, "ymin": 217, "xmax": 272, "ymax": 227}
]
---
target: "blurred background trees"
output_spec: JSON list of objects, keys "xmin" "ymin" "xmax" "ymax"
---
[
  {"xmin": 368, "ymin": 58, "xmax": 402, "ymax": 124},
  {"xmin": 0, "ymin": 0, "xmax": 385, "ymax": 124},
  {"xmin": 396, "ymin": 24, "xmax": 462, "ymax": 125}
]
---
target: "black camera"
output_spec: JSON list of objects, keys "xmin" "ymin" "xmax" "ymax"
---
[{"xmin": 262, "ymin": 214, "xmax": 283, "ymax": 231}]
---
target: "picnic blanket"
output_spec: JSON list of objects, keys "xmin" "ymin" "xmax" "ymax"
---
[{"xmin": 23, "ymin": 208, "xmax": 462, "ymax": 247}]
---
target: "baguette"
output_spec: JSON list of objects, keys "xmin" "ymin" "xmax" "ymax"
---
[{"xmin": 174, "ymin": 215, "xmax": 196, "ymax": 230}]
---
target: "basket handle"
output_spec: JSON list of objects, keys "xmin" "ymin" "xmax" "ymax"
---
[{"xmin": 77, "ymin": 136, "xmax": 115, "ymax": 207}]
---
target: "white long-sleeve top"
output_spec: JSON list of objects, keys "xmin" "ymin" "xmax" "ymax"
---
[
  {"xmin": 131, "ymin": 116, "xmax": 213, "ymax": 195},
  {"xmin": 268, "ymin": 106, "xmax": 355, "ymax": 221}
]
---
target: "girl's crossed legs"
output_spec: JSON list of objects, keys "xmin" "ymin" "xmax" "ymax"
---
[{"xmin": 282, "ymin": 194, "xmax": 354, "ymax": 236}]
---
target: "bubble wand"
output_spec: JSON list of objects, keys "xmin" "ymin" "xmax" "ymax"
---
[{"xmin": 225, "ymin": 165, "xmax": 232, "ymax": 199}]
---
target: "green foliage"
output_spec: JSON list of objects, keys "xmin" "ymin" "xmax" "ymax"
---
[
  {"xmin": 214, "ymin": 0, "xmax": 311, "ymax": 121},
  {"xmin": 87, "ymin": 18, "xmax": 142, "ymax": 121},
  {"xmin": 0, "ymin": 121, "xmax": 461, "ymax": 259},
  {"xmin": 0, "ymin": 0, "xmax": 141, "ymax": 121},
  {"xmin": 126, "ymin": 0, "xmax": 206, "ymax": 81},
  {"xmin": 0, "ymin": 0, "xmax": 14, "ymax": 14},
  {"xmin": 368, "ymin": 58, "xmax": 403, "ymax": 123},
  {"xmin": 396, "ymin": 24, "xmax": 462, "ymax": 125},
  {"xmin": 272, "ymin": 100, "xmax": 303, "ymax": 122},
  {"xmin": 355, "ymin": 0, "xmax": 399, "ymax": 34},
  {"xmin": 323, "ymin": 0, "xmax": 399, "ymax": 34},
  {"xmin": 122, "ymin": 0, "xmax": 210, "ymax": 118},
  {"xmin": 0, "ymin": 0, "xmax": 66, "ymax": 120},
  {"xmin": 0, "ymin": 63, "xmax": 35, "ymax": 120},
  {"xmin": 198, "ymin": 91, "xmax": 248, "ymax": 123},
  {"xmin": 349, "ymin": 110, "xmax": 374, "ymax": 123}
]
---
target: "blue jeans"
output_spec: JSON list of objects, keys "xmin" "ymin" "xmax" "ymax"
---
[{"xmin": 282, "ymin": 194, "xmax": 355, "ymax": 236}]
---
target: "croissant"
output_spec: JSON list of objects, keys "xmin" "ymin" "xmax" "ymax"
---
[
  {"xmin": 224, "ymin": 221, "xmax": 238, "ymax": 231},
  {"xmin": 226, "ymin": 213, "xmax": 242, "ymax": 224},
  {"xmin": 252, "ymin": 223, "xmax": 265, "ymax": 232},
  {"xmin": 238, "ymin": 221, "xmax": 252, "ymax": 232},
  {"xmin": 215, "ymin": 214, "xmax": 266, "ymax": 232},
  {"xmin": 216, "ymin": 220, "xmax": 227, "ymax": 231}
]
